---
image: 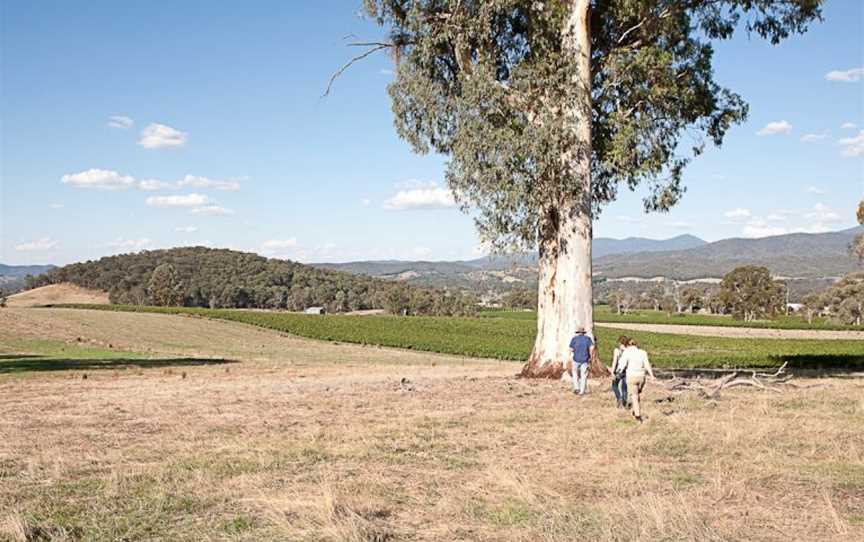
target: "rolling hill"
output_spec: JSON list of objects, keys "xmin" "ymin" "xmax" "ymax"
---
[
  {"xmin": 594, "ymin": 227, "xmax": 862, "ymax": 280},
  {"xmin": 0, "ymin": 264, "xmax": 55, "ymax": 293},
  {"xmin": 319, "ymin": 234, "xmax": 707, "ymax": 277},
  {"xmin": 313, "ymin": 228, "xmax": 862, "ymax": 294},
  {"xmin": 15, "ymin": 247, "xmax": 476, "ymax": 315}
]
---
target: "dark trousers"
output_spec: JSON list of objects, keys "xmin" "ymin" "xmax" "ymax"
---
[{"xmin": 611, "ymin": 375, "xmax": 628, "ymax": 404}]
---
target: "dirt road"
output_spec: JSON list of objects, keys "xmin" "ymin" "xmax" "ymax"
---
[{"xmin": 596, "ymin": 321, "xmax": 864, "ymax": 340}]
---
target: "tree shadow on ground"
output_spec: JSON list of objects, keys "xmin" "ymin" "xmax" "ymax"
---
[
  {"xmin": 0, "ymin": 355, "xmax": 238, "ymax": 374},
  {"xmin": 666, "ymin": 354, "xmax": 864, "ymax": 379}
]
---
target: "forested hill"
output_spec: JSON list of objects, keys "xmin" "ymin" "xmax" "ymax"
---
[{"xmin": 23, "ymin": 247, "xmax": 477, "ymax": 315}]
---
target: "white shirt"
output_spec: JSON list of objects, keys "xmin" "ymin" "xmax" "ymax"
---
[
  {"xmin": 611, "ymin": 345, "xmax": 626, "ymax": 374},
  {"xmin": 619, "ymin": 346, "xmax": 654, "ymax": 378}
]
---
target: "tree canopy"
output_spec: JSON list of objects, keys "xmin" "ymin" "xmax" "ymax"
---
[
  {"xmin": 718, "ymin": 265, "xmax": 785, "ymax": 322},
  {"xmin": 360, "ymin": 0, "xmax": 822, "ymax": 251}
]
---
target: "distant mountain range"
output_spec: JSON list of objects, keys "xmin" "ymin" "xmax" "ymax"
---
[
  {"xmin": 0, "ymin": 264, "xmax": 55, "ymax": 293},
  {"xmin": 316, "ymin": 228, "xmax": 862, "ymax": 292},
  {"xmin": 319, "ymin": 234, "xmax": 707, "ymax": 277},
  {"xmin": 594, "ymin": 227, "xmax": 862, "ymax": 280}
]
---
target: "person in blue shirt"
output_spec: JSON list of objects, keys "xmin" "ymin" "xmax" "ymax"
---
[{"xmin": 569, "ymin": 327, "xmax": 595, "ymax": 395}]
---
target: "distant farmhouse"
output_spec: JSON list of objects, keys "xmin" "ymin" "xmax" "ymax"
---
[{"xmin": 304, "ymin": 306, "xmax": 326, "ymax": 315}]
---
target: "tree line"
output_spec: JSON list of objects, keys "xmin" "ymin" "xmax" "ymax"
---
[
  {"xmin": 500, "ymin": 264, "xmax": 863, "ymax": 326},
  {"xmin": 24, "ymin": 247, "xmax": 479, "ymax": 316}
]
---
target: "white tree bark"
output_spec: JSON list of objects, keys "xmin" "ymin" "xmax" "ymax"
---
[{"xmin": 521, "ymin": 0, "xmax": 597, "ymax": 378}]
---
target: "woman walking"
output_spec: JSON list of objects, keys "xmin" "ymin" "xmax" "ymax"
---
[{"xmin": 620, "ymin": 338, "xmax": 655, "ymax": 422}]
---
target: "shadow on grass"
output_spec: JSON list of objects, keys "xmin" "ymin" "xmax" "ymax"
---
[
  {"xmin": 0, "ymin": 356, "xmax": 238, "ymax": 374},
  {"xmin": 0, "ymin": 354, "xmax": 44, "ymax": 360}
]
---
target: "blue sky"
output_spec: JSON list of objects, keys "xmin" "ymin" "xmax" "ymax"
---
[{"xmin": 1, "ymin": 1, "xmax": 862, "ymax": 266}]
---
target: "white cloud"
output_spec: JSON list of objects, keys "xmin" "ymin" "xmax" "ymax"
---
[
  {"xmin": 839, "ymin": 130, "xmax": 864, "ymax": 157},
  {"xmin": 139, "ymin": 179, "xmax": 175, "ymax": 191},
  {"xmin": 410, "ymin": 246, "xmax": 433, "ymax": 259},
  {"xmin": 724, "ymin": 208, "xmax": 752, "ymax": 220},
  {"xmin": 383, "ymin": 183, "xmax": 456, "ymax": 210},
  {"xmin": 766, "ymin": 213, "xmax": 786, "ymax": 222},
  {"xmin": 15, "ymin": 237, "xmax": 59, "ymax": 251},
  {"xmin": 61, "ymin": 168, "xmax": 136, "ymax": 190},
  {"xmin": 666, "ymin": 221, "xmax": 691, "ymax": 230},
  {"xmin": 804, "ymin": 185, "xmax": 825, "ymax": 195},
  {"xmin": 177, "ymin": 174, "xmax": 240, "ymax": 191},
  {"xmin": 49, "ymin": 203, "xmax": 64, "ymax": 210},
  {"xmin": 743, "ymin": 224, "xmax": 787, "ymax": 238},
  {"xmin": 175, "ymin": 226, "xmax": 199, "ymax": 233},
  {"xmin": 361, "ymin": 198, "xmax": 372, "ymax": 207},
  {"xmin": 108, "ymin": 115, "xmax": 134, "ymax": 129},
  {"xmin": 104, "ymin": 238, "xmax": 154, "ymax": 251},
  {"xmin": 796, "ymin": 223, "xmax": 833, "ymax": 234},
  {"xmin": 180, "ymin": 239, "xmax": 213, "ymax": 247},
  {"xmin": 841, "ymin": 122, "xmax": 857, "ymax": 130},
  {"xmin": 262, "ymin": 239, "xmax": 298, "ymax": 250},
  {"xmin": 616, "ymin": 215, "xmax": 643, "ymax": 224},
  {"xmin": 756, "ymin": 120, "xmax": 792, "ymax": 136},
  {"xmin": 800, "ymin": 133, "xmax": 827, "ymax": 142},
  {"xmin": 805, "ymin": 202, "xmax": 840, "ymax": 223},
  {"xmin": 138, "ymin": 123, "xmax": 188, "ymax": 149},
  {"xmin": 190, "ymin": 205, "xmax": 234, "ymax": 216},
  {"xmin": 146, "ymin": 193, "xmax": 209, "ymax": 208},
  {"xmin": 379, "ymin": 68, "xmax": 394, "ymax": 76},
  {"xmin": 825, "ymin": 67, "xmax": 864, "ymax": 82}
]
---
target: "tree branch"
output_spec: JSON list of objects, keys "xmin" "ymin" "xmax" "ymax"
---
[{"xmin": 322, "ymin": 44, "xmax": 392, "ymax": 98}]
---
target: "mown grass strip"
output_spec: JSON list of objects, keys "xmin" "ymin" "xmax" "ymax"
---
[{"xmin": 482, "ymin": 306, "xmax": 861, "ymax": 331}]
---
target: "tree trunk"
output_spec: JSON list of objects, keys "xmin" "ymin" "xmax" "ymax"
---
[{"xmin": 520, "ymin": 0, "xmax": 600, "ymax": 379}]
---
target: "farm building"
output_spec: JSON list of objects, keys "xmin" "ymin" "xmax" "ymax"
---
[{"xmin": 304, "ymin": 306, "xmax": 326, "ymax": 315}]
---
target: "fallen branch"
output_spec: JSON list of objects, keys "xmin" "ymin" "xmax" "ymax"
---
[{"xmin": 659, "ymin": 362, "xmax": 795, "ymax": 399}]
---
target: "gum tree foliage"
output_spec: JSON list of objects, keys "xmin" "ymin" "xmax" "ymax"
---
[
  {"xmin": 718, "ymin": 265, "xmax": 786, "ymax": 322},
  {"xmin": 147, "ymin": 263, "xmax": 186, "ymax": 307},
  {"xmin": 853, "ymin": 199, "xmax": 864, "ymax": 262},
  {"xmin": 360, "ymin": 0, "xmax": 821, "ymax": 248},
  {"xmin": 357, "ymin": 0, "xmax": 822, "ymax": 375}
]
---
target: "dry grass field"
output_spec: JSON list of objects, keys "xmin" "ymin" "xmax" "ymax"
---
[
  {"xmin": 1, "ymin": 308, "xmax": 862, "ymax": 541},
  {"xmin": 4, "ymin": 284, "xmax": 109, "ymax": 308}
]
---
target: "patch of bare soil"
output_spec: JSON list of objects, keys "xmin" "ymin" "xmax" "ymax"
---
[
  {"xmin": 597, "ymin": 321, "xmax": 864, "ymax": 340},
  {"xmin": 5, "ymin": 283, "xmax": 109, "ymax": 308},
  {"xmin": 0, "ymin": 309, "xmax": 862, "ymax": 541}
]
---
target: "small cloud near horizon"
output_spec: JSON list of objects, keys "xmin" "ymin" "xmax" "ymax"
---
[
  {"xmin": 15, "ymin": 237, "xmax": 59, "ymax": 252},
  {"xmin": 383, "ymin": 182, "xmax": 456, "ymax": 211}
]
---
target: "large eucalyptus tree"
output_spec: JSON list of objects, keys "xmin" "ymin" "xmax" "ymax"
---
[{"xmin": 351, "ymin": 0, "xmax": 822, "ymax": 377}]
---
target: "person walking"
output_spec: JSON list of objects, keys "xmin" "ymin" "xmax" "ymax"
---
[
  {"xmin": 620, "ymin": 339, "xmax": 655, "ymax": 422},
  {"xmin": 609, "ymin": 335, "xmax": 629, "ymax": 408},
  {"xmin": 569, "ymin": 327, "xmax": 595, "ymax": 395}
]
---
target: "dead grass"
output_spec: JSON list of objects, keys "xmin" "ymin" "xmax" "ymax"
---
[
  {"xmin": 5, "ymin": 284, "xmax": 109, "ymax": 308},
  {"xmin": 0, "ymin": 309, "xmax": 862, "ymax": 541}
]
